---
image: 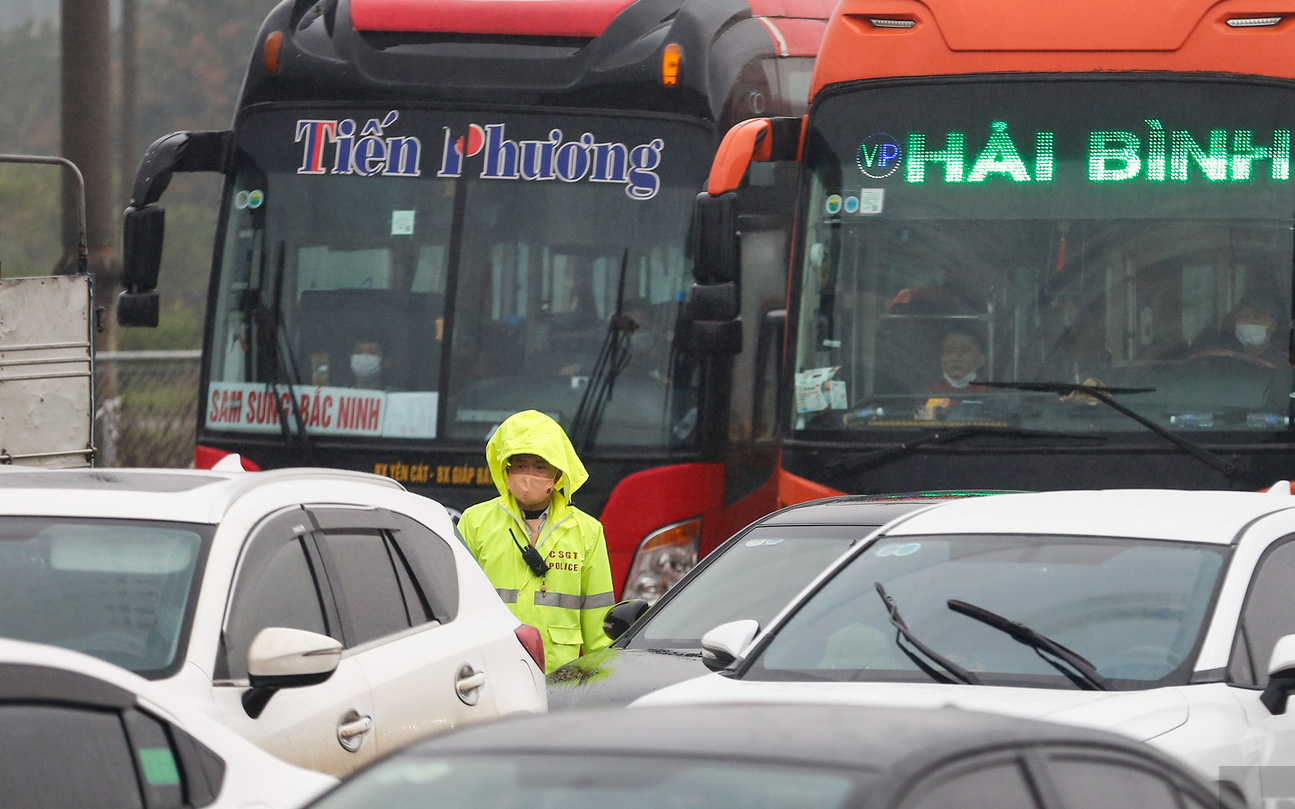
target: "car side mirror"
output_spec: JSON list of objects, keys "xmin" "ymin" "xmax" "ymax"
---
[
  {"xmin": 243, "ymin": 627, "xmax": 342, "ymax": 718},
  {"xmin": 1261, "ymin": 634, "xmax": 1295, "ymax": 714},
  {"xmin": 700, "ymin": 619, "xmax": 759, "ymax": 672},
  {"xmin": 603, "ymin": 599, "xmax": 650, "ymax": 641}
]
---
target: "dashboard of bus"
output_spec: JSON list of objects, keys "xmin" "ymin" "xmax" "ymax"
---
[
  {"xmin": 203, "ymin": 106, "xmax": 713, "ymax": 451},
  {"xmin": 791, "ymin": 76, "xmax": 1295, "ymax": 441}
]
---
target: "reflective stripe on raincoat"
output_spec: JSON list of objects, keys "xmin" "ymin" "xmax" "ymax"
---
[{"xmin": 459, "ymin": 410, "xmax": 614, "ymax": 673}]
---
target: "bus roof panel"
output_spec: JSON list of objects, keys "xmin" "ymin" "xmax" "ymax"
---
[
  {"xmin": 350, "ymin": 0, "xmax": 639, "ymax": 38},
  {"xmin": 929, "ymin": 0, "xmax": 1202, "ymax": 52}
]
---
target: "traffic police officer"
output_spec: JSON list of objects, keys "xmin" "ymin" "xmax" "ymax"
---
[{"xmin": 459, "ymin": 410, "xmax": 614, "ymax": 673}]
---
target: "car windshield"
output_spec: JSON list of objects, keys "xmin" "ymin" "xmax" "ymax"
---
[
  {"xmin": 206, "ymin": 107, "xmax": 710, "ymax": 450},
  {"xmin": 0, "ymin": 518, "xmax": 210, "ymax": 679},
  {"xmin": 745, "ymin": 534, "xmax": 1227, "ymax": 689},
  {"xmin": 306, "ymin": 752, "xmax": 865, "ymax": 809},
  {"xmin": 794, "ymin": 77, "xmax": 1295, "ymax": 438},
  {"xmin": 629, "ymin": 524, "xmax": 871, "ymax": 648}
]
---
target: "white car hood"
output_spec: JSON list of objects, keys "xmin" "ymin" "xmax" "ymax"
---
[{"xmin": 635, "ymin": 675, "xmax": 1189, "ymax": 742}]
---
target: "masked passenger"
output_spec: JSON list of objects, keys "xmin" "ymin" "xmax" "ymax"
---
[
  {"xmin": 1191, "ymin": 295, "xmax": 1289, "ymax": 369},
  {"xmin": 458, "ymin": 410, "xmax": 614, "ymax": 673}
]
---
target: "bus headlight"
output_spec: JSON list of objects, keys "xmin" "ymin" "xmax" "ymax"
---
[{"xmin": 623, "ymin": 518, "xmax": 701, "ymax": 603}]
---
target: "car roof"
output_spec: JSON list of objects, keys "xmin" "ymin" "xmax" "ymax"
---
[
  {"xmin": 883, "ymin": 488, "xmax": 1295, "ymax": 545},
  {"xmin": 755, "ymin": 491, "xmax": 1014, "ymax": 527},
  {"xmin": 0, "ymin": 467, "xmax": 404, "ymax": 524},
  {"xmin": 406, "ymin": 703, "xmax": 1185, "ymax": 774}
]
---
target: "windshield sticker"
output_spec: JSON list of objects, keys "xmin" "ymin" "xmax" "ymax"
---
[
  {"xmin": 392, "ymin": 209, "xmax": 415, "ymax": 236},
  {"xmin": 795, "ymin": 366, "xmax": 847, "ymax": 414},
  {"xmin": 856, "ymin": 119, "xmax": 1291, "ymax": 186},
  {"xmin": 876, "ymin": 542, "xmax": 921, "ymax": 557},
  {"xmin": 233, "ymin": 189, "xmax": 264, "ymax": 209},
  {"xmin": 744, "ymin": 537, "xmax": 785, "ymax": 547}
]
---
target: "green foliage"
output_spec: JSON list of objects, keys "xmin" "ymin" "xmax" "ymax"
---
[
  {"xmin": 0, "ymin": 163, "xmax": 62, "ymax": 277},
  {"xmin": 0, "ymin": 2, "xmax": 280, "ymax": 349}
]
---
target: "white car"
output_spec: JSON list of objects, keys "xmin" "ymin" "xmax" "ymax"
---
[
  {"xmin": 0, "ymin": 467, "xmax": 545, "ymax": 776},
  {"xmin": 0, "ymin": 636, "xmax": 335, "ymax": 809},
  {"xmin": 637, "ymin": 488, "xmax": 1295, "ymax": 806}
]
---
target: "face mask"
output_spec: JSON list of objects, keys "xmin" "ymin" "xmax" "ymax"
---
[
  {"xmin": 507, "ymin": 472, "xmax": 554, "ymax": 506},
  {"xmin": 943, "ymin": 371, "xmax": 978, "ymax": 389},
  {"xmin": 351, "ymin": 353, "xmax": 382, "ymax": 380},
  {"xmin": 1236, "ymin": 324, "xmax": 1270, "ymax": 347}
]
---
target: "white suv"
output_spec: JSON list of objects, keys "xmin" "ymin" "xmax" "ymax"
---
[{"xmin": 0, "ymin": 467, "xmax": 545, "ymax": 775}]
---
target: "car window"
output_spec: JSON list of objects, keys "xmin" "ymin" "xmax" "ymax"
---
[
  {"xmin": 225, "ymin": 535, "xmax": 329, "ymax": 680},
  {"xmin": 1044, "ymin": 753, "xmax": 1180, "ymax": 809},
  {"xmin": 632, "ymin": 524, "xmax": 869, "ymax": 647},
  {"xmin": 122, "ymin": 709, "xmax": 185, "ymax": 809},
  {"xmin": 0, "ymin": 518, "xmax": 210, "ymax": 678},
  {"xmin": 391, "ymin": 513, "xmax": 460, "ymax": 623},
  {"xmin": 317, "ymin": 530, "xmax": 413, "ymax": 646},
  {"xmin": 1230, "ymin": 536, "xmax": 1295, "ymax": 687},
  {"xmin": 0, "ymin": 704, "xmax": 145, "ymax": 809},
  {"xmin": 901, "ymin": 757, "xmax": 1042, "ymax": 809}
]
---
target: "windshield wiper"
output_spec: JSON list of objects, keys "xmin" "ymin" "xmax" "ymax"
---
[
  {"xmin": 570, "ymin": 249, "xmax": 633, "ymax": 454},
  {"xmin": 978, "ymin": 380, "xmax": 1240, "ymax": 482},
  {"xmin": 252, "ymin": 241, "xmax": 312, "ymax": 456},
  {"xmin": 830, "ymin": 424, "xmax": 1105, "ymax": 476},
  {"xmin": 948, "ymin": 598, "xmax": 1108, "ymax": 691},
  {"xmin": 874, "ymin": 582, "xmax": 980, "ymax": 685}
]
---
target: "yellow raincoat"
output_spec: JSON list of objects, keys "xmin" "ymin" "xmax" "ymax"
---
[{"xmin": 459, "ymin": 410, "xmax": 614, "ymax": 673}]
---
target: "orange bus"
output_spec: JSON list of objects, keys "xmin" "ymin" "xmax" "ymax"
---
[{"xmin": 693, "ymin": 0, "xmax": 1295, "ymax": 498}]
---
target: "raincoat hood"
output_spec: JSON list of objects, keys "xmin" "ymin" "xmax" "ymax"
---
[{"xmin": 486, "ymin": 410, "xmax": 589, "ymax": 503}]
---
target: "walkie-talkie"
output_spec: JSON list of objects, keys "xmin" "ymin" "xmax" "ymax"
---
[{"xmin": 511, "ymin": 529, "xmax": 550, "ymax": 578}]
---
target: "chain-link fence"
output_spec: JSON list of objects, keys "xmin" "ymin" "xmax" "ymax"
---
[{"xmin": 95, "ymin": 350, "xmax": 201, "ymax": 468}]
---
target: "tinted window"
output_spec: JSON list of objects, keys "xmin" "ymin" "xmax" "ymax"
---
[
  {"xmin": 1046, "ymin": 755, "xmax": 1180, "ymax": 809},
  {"xmin": 207, "ymin": 109, "xmax": 711, "ymax": 451},
  {"xmin": 306, "ymin": 753, "xmax": 862, "ymax": 809},
  {"xmin": 392, "ymin": 513, "xmax": 459, "ymax": 622},
  {"xmin": 0, "ymin": 518, "xmax": 209, "ymax": 678},
  {"xmin": 321, "ymin": 531, "xmax": 411, "ymax": 646},
  {"xmin": 123, "ymin": 709, "xmax": 184, "ymax": 809},
  {"xmin": 902, "ymin": 759, "xmax": 1041, "ymax": 809},
  {"xmin": 226, "ymin": 537, "xmax": 328, "ymax": 680},
  {"xmin": 633, "ymin": 524, "xmax": 869, "ymax": 647},
  {"xmin": 796, "ymin": 78, "xmax": 1295, "ymax": 440},
  {"xmin": 0, "ymin": 704, "xmax": 143, "ymax": 809},
  {"xmin": 1231, "ymin": 538, "xmax": 1295, "ymax": 687}
]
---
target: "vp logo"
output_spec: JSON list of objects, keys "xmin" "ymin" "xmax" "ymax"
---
[{"xmin": 857, "ymin": 133, "xmax": 903, "ymax": 179}]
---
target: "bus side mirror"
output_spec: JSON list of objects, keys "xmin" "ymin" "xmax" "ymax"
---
[
  {"xmin": 119, "ymin": 206, "xmax": 165, "ymax": 328},
  {"xmin": 119, "ymin": 130, "xmax": 228, "ymax": 328},
  {"xmin": 129, "ymin": 130, "xmax": 229, "ymax": 208}
]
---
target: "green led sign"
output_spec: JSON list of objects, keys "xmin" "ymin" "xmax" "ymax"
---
[{"xmin": 884, "ymin": 119, "xmax": 1290, "ymax": 185}]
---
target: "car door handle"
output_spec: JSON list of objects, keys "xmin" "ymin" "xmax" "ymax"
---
[
  {"xmin": 456, "ymin": 664, "xmax": 487, "ymax": 706},
  {"xmin": 337, "ymin": 710, "xmax": 373, "ymax": 753}
]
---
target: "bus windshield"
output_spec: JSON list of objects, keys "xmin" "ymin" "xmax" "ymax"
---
[
  {"xmin": 793, "ymin": 77, "xmax": 1295, "ymax": 438},
  {"xmin": 205, "ymin": 107, "xmax": 710, "ymax": 450}
]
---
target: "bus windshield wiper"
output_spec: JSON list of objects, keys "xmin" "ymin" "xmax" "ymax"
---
[
  {"xmin": 874, "ymin": 582, "xmax": 980, "ymax": 686},
  {"xmin": 252, "ymin": 241, "xmax": 312, "ymax": 454},
  {"xmin": 948, "ymin": 599, "xmax": 1108, "ymax": 691},
  {"xmin": 570, "ymin": 249, "xmax": 632, "ymax": 454},
  {"xmin": 830, "ymin": 424, "xmax": 1105, "ymax": 476},
  {"xmin": 978, "ymin": 380, "xmax": 1240, "ymax": 481}
]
